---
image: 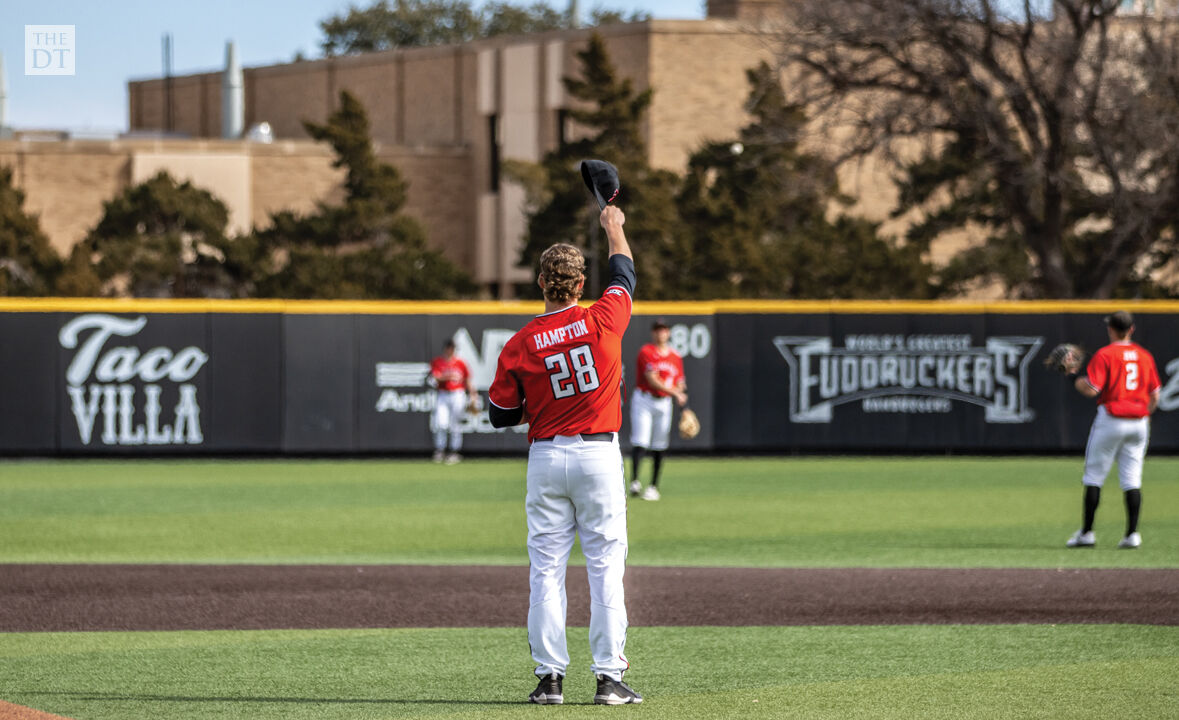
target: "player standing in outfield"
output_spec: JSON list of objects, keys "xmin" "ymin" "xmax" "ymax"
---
[
  {"xmin": 429, "ymin": 339, "xmax": 477, "ymax": 464},
  {"xmin": 1065, "ymin": 311, "xmax": 1161, "ymax": 549},
  {"xmin": 488, "ymin": 205, "xmax": 643, "ymax": 706},
  {"xmin": 628, "ymin": 320, "xmax": 687, "ymax": 501}
]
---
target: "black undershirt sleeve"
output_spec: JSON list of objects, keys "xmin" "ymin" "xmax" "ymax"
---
[
  {"xmin": 608, "ymin": 254, "xmax": 636, "ymax": 296},
  {"xmin": 489, "ymin": 403, "xmax": 524, "ymax": 428}
]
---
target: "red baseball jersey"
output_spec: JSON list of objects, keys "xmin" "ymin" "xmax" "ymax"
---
[
  {"xmin": 430, "ymin": 355, "xmax": 470, "ymax": 392},
  {"xmin": 489, "ymin": 285, "xmax": 632, "ymax": 441},
  {"xmin": 1085, "ymin": 341, "xmax": 1161, "ymax": 418},
  {"xmin": 635, "ymin": 344, "xmax": 684, "ymax": 398}
]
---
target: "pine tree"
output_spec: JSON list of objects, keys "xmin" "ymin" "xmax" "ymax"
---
[
  {"xmin": 255, "ymin": 90, "xmax": 475, "ymax": 298},
  {"xmin": 676, "ymin": 63, "xmax": 937, "ymax": 299},
  {"xmin": 63, "ymin": 171, "xmax": 245, "ymax": 298},
  {"xmin": 510, "ymin": 33, "xmax": 684, "ymax": 299},
  {"xmin": 0, "ymin": 166, "xmax": 63, "ymax": 296}
]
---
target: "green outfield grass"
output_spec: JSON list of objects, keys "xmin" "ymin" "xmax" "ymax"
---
[
  {"xmin": 3, "ymin": 457, "xmax": 1177, "ymax": 719},
  {"xmin": 2, "ymin": 625, "xmax": 1175, "ymax": 719},
  {"xmin": 0, "ymin": 456, "xmax": 1176, "ymax": 567}
]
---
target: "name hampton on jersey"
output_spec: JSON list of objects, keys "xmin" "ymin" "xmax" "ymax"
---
[{"xmin": 533, "ymin": 318, "xmax": 590, "ymax": 351}]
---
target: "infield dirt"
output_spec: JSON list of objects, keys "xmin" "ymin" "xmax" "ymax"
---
[{"xmin": 1, "ymin": 565, "xmax": 1176, "ymax": 631}]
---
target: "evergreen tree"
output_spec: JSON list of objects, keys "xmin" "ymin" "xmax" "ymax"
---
[
  {"xmin": 321, "ymin": 0, "xmax": 482, "ymax": 53},
  {"xmin": 509, "ymin": 33, "xmax": 684, "ymax": 299},
  {"xmin": 0, "ymin": 166, "xmax": 62, "ymax": 296},
  {"xmin": 256, "ymin": 90, "xmax": 475, "ymax": 298},
  {"xmin": 320, "ymin": 0, "xmax": 648, "ymax": 55},
  {"xmin": 676, "ymin": 63, "xmax": 937, "ymax": 299},
  {"xmin": 65, "ymin": 171, "xmax": 246, "ymax": 298}
]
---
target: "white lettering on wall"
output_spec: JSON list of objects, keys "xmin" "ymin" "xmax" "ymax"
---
[
  {"xmin": 774, "ymin": 334, "xmax": 1043, "ymax": 423},
  {"xmin": 58, "ymin": 314, "xmax": 207, "ymax": 446},
  {"xmin": 375, "ymin": 327, "xmax": 526, "ymax": 435}
]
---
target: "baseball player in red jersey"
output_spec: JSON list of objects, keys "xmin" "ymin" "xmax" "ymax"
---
[
  {"xmin": 1065, "ymin": 311, "xmax": 1161, "ymax": 549},
  {"xmin": 429, "ymin": 339, "xmax": 477, "ymax": 464},
  {"xmin": 488, "ymin": 205, "xmax": 643, "ymax": 706},
  {"xmin": 628, "ymin": 320, "xmax": 687, "ymax": 501}
]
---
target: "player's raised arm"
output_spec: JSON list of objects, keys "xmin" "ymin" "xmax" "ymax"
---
[
  {"xmin": 601, "ymin": 206, "xmax": 631, "ymax": 262},
  {"xmin": 599, "ymin": 206, "xmax": 635, "ymax": 305}
]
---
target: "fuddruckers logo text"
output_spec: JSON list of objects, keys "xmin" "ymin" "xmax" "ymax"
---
[
  {"xmin": 59, "ymin": 314, "xmax": 207, "ymax": 446},
  {"xmin": 774, "ymin": 334, "xmax": 1043, "ymax": 423}
]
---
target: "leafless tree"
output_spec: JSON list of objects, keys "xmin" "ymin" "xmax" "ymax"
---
[{"xmin": 775, "ymin": 0, "xmax": 1179, "ymax": 297}]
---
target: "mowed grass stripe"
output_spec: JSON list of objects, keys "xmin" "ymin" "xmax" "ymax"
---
[
  {"xmin": 1, "ymin": 626, "xmax": 1175, "ymax": 719},
  {"xmin": 0, "ymin": 457, "xmax": 1176, "ymax": 567}
]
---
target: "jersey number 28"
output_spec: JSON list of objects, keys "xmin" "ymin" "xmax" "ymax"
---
[{"xmin": 544, "ymin": 345, "xmax": 601, "ymax": 399}]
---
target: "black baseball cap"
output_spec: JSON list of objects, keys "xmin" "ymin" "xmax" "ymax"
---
[
  {"xmin": 1105, "ymin": 311, "xmax": 1134, "ymax": 332},
  {"xmin": 651, "ymin": 318, "xmax": 669, "ymax": 330},
  {"xmin": 580, "ymin": 159, "xmax": 620, "ymax": 210}
]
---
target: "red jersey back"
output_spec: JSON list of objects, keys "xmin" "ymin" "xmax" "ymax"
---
[
  {"xmin": 489, "ymin": 284, "xmax": 632, "ymax": 441},
  {"xmin": 635, "ymin": 344, "xmax": 684, "ymax": 397},
  {"xmin": 1086, "ymin": 341, "xmax": 1160, "ymax": 418},
  {"xmin": 430, "ymin": 356, "xmax": 470, "ymax": 391}
]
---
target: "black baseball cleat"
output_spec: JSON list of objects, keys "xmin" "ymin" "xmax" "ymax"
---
[
  {"xmin": 528, "ymin": 673, "xmax": 564, "ymax": 705},
  {"xmin": 593, "ymin": 674, "xmax": 643, "ymax": 705}
]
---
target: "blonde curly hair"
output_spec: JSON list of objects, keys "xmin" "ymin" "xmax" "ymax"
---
[{"xmin": 539, "ymin": 243, "xmax": 586, "ymax": 305}]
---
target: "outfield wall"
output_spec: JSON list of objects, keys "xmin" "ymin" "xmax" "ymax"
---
[{"xmin": 1, "ymin": 299, "xmax": 1176, "ymax": 454}]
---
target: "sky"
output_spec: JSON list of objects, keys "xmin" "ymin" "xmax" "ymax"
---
[{"xmin": 0, "ymin": 0, "xmax": 707, "ymax": 134}]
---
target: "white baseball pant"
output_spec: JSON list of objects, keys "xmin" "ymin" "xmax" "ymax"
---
[
  {"xmin": 431, "ymin": 389, "xmax": 467, "ymax": 451},
  {"xmin": 629, "ymin": 390, "xmax": 673, "ymax": 451},
  {"xmin": 1082, "ymin": 406, "xmax": 1151, "ymax": 490},
  {"xmin": 525, "ymin": 434, "xmax": 630, "ymax": 681}
]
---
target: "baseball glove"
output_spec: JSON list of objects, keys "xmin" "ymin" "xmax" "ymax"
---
[
  {"xmin": 466, "ymin": 395, "xmax": 482, "ymax": 414},
  {"xmin": 1043, "ymin": 343, "xmax": 1085, "ymax": 374},
  {"xmin": 678, "ymin": 407, "xmax": 701, "ymax": 440}
]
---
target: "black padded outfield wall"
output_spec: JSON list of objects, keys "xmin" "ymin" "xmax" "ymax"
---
[
  {"xmin": 0, "ymin": 311, "xmax": 283, "ymax": 454},
  {"xmin": 0, "ymin": 305, "xmax": 1175, "ymax": 454},
  {"xmin": 351, "ymin": 313, "xmax": 715, "ymax": 454},
  {"xmin": 715, "ymin": 311, "xmax": 1179, "ymax": 451}
]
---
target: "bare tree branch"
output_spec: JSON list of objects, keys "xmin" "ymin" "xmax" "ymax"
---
[{"xmin": 775, "ymin": 0, "xmax": 1179, "ymax": 297}]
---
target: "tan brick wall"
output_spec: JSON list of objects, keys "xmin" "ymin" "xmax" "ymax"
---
[
  {"xmin": 0, "ymin": 144, "xmax": 130, "ymax": 255},
  {"xmin": 248, "ymin": 64, "xmax": 333, "ymax": 141},
  {"xmin": 334, "ymin": 56, "xmax": 402, "ymax": 144},
  {"xmin": 0, "ymin": 140, "xmax": 476, "ymax": 275},
  {"xmin": 403, "ymin": 51, "xmax": 462, "ymax": 145},
  {"xmin": 648, "ymin": 24, "xmax": 773, "ymax": 170},
  {"xmin": 249, "ymin": 143, "xmax": 345, "ymax": 226},
  {"xmin": 129, "ymin": 79, "xmax": 165, "ymax": 131},
  {"xmin": 386, "ymin": 149, "xmax": 474, "ymax": 267},
  {"xmin": 458, "ymin": 50, "xmax": 486, "ymax": 191},
  {"xmin": 250, "ymin": 144, "xmax": 473, "ymax": 269}
]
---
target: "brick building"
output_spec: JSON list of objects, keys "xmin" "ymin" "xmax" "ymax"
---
[{"xmin": 1, "ymin": 1, "xmax": 806, "ymax": 297}]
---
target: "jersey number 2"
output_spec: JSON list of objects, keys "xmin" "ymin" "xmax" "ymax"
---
[
  {"xmin": 1126, "ymin": 362, "xmax": 1139, "ymax": 391},
  {"xmin": 544, "ymin": 345, "xmax": 601, "ymax": 399}
]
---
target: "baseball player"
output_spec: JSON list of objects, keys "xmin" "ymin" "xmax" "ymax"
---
[
  {"xmin": 488, "ymin": 205, "xmax": 643, "ymax": 706},
  {"xmin": 628, "ymin": 319, "xmax": 687, "ymax": 501},
  {"xmin": 429, "ymin": 339, "xmax": 476, "ymax": 464},
  {"xmin": 1065, "ymin": 311, "xmax": 1161, "ymax": 549}
]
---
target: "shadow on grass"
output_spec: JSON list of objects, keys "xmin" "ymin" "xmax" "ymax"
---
[{"xmin": 17, "ymin": 691, "xmax": 529, "ymax": 706}]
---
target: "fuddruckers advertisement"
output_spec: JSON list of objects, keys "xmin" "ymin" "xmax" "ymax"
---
[
  {"xmin": 715, "ymin": 311, "xmax": 1179, "ymax": 451},
  {"xmin": 0, "ymin": 306, "xmax": 1174, "ymax": 454}
]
